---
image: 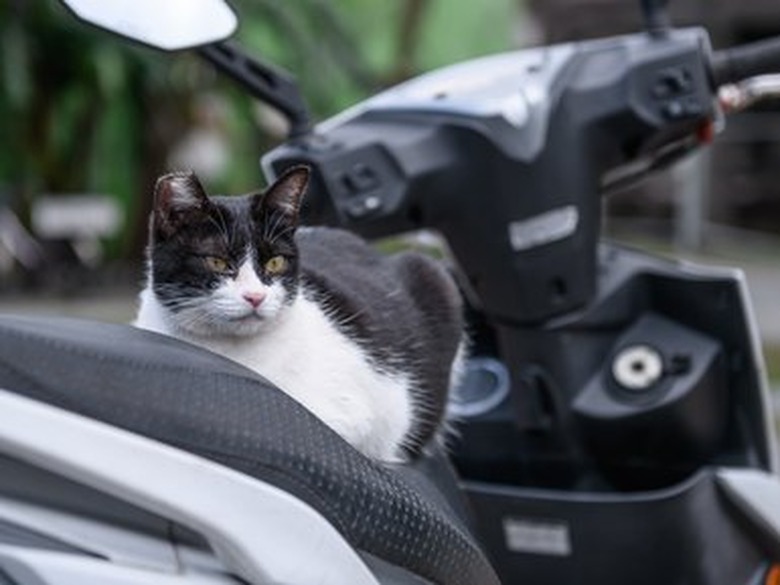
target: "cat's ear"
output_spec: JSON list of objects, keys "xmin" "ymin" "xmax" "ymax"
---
[
  {"xmin": 153, "ymin": 171, "xmax": 210, "ymax": 235},
  {"xmin": 154, "ymin": 171, "xmax": 210, "ymax": 212},
  {"xmin": 257, "ymin": 165, "xmax": 310, "ymax": 221}
]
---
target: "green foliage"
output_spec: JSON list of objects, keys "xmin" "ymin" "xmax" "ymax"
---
[
  {"xmin": 0, "ymin": 0, "xmax": 519, "ymax": 259},
  {"xmin": 231, "ymin": 0, "xmax": 519, "ymax": 116},
  {"xmin": 418, "ymin": 0, "xmax": 519, "ymax": 69}
]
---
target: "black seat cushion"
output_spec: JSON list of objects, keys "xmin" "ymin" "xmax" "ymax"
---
[{"xmin": 0, "ymin": 315, "xmax": 500, "ymax": 585}]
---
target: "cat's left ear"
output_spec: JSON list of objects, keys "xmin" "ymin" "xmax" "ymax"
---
[
  {"xmin": 257, "ymin": 165, "xmax": 310, "ymax": 222},
  {"xmin": 152, "ymin": 171, "xmax": 213, "ymax": 237}
]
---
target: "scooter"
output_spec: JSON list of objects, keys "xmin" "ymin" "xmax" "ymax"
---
[{"xmin": 2, "ymin": 1, "xmax": 780, "ymax": 584}]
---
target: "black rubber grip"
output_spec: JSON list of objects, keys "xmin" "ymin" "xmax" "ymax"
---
[{"xmin": 712, "ymin": 36, "xmax": 780, "ymax": 86}]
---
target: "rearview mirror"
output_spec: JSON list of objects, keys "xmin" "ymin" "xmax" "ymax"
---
[{"xmin": 60, "ymin": 0, "xmax": 238, "ymax": 51}]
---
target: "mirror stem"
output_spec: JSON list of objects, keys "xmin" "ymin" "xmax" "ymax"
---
[
  {"xmin": 641, "ymin": 0, "xmax": 671, "ymax": 38},
  {"xmin": 198, "ymin": 42, "xmax": 313, "ymax": 138}
]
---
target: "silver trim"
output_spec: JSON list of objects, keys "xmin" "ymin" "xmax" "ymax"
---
[
  {"xmin": 734, "ymin": 269, "xmax": 779, "ymax": 473},
  {"xmin": 0, "ymin": 496, "xmax": 178, "ymax": 572},
  {"xmin": 0, "ymin": 389, "xmax": 380, "ymax": 585},
  {"xmin": 0, "ymin": 545, "xmax": 235, "ymax": 585},
  {"xmin": 716, "ymin": 467, "xmax": 780, "ymax": 545},
  {"xmin": 508, "ymin": 205, "xmax": 579, "ymax": 252},
  {"xmin": 502, "ymin": 518, "xmax": 572, "ymax": 557},
  {"xmin": 719, "ymin": 74, "xmax": 780, "ymax": 113}
]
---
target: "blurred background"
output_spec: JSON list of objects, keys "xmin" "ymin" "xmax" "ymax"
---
[
  {"xmin": 0, "ymin": 0, "xmax": 530, "ymax": 301},
  {"xmin": 1, "ymin": 0, "xmax": 780, "ymax": 393}
]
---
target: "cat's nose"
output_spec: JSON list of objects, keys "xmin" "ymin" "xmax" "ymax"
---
[{"xmin": 243, "ymin": 292, "xmax": 266, "ymax": 308}]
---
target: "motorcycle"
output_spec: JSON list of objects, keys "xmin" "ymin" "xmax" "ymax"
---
[{"xmin": 1, "ymin": 0, "xmax": 780, "ymax": 583}]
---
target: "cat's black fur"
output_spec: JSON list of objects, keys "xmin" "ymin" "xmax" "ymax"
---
[
  {"xmin": 297, "ymin": 227, "xmax": 464, "ymax": 453},
  {"xmin": 149, "ymin": 171, "xmax": 301, "ymax": 314},
  {"xmin": 142, "ymin": 166, "xmax": 464, "ymax": 457}
]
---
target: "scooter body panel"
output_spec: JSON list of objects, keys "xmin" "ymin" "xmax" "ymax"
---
[{"xmin": 463, "ymin": 468, "xmax": 769, "ymax": 585}]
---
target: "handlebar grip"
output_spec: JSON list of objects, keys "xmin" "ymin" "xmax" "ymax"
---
[{"xmin": 712, "ymin": 36, "xmax": 780, "ymax": 86}]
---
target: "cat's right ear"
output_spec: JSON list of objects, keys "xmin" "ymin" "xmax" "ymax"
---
[
  {"xmin": 153, "ymin": 171, "xmax": 210, "ymax": 236},
  {"xmin": 256, "ymin": 165, "xmax": 310, "ymax": 222}
]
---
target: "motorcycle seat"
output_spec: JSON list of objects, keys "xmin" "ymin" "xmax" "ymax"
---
[{"xmin": 0, "ymin": 314, "xmax": 500, "ymax": 585}]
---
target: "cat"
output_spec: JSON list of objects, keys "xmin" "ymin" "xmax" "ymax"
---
[{"xmin": 134, "ymin": 165, "xmax": 465, "ymax": 462}]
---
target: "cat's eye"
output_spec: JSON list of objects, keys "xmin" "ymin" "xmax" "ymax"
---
[
  {"xmin": 265, "ymin": 255, "xmax": 288, "ymax": 274},
  {"xmin": 203, "ymin": 256, "xmax": 231, "ymax": 273}
]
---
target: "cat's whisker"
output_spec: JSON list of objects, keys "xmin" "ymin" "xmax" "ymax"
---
[
  {"xmin": 270, "ymin": 210, "xmax": 297, "ymax": 244},
  {"xmin": 157, "ymin": 292, "xmax": 206, "ymax": 309},
  {"xmin": 267, "ymin": 225, "xmax": 296, "ymax": 246},
  {"xmin": 336, "ymin": 308, "xmax": 369, "ymax": 328},
  {"xmin": 263, "ymin": 215, "xmax": 281, "ymax": 243},
  {"xmin": 207, "ymin": 206, "xmax": 231, "ymax": 247},
  {"xmin": 177, "ymin": 308, "xmax": 225, "ymax": 333},
  {"xmin": 260, "ymin": 210, "xmax": 281, "ymax": 242}
]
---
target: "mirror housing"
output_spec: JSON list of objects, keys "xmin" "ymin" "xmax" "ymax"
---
[{"xmin": 60, "ymin": 0, "xmax": 237, "ymax": 51}]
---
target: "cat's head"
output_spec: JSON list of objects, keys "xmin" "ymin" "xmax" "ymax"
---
[{"xmin": 147, "ymin": 166, "xmax": 309, "ymax": 338}]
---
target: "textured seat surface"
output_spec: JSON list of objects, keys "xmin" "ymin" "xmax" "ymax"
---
[{"xmin": 0, "ymin": 315, "xmax": 500, "ymax": 585}]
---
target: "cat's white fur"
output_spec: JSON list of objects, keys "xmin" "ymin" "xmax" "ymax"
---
[{"xmin": 135, "ymin": 257, "xmax": 414, "ymax": 462}]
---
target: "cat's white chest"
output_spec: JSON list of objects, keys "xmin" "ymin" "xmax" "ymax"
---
[{"xmin": 138, "ymin": 291, "xmax": 413, "ymax": 461}]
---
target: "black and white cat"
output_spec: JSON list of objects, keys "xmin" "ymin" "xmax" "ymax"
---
[{"xmin": 134, "ymin": 166, "xmax": 464, "ymax": 462}]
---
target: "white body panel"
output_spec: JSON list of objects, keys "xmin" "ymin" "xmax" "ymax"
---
[{"xmin": 0, "ymin": 388, "xmax": 380, "ymax": 585}]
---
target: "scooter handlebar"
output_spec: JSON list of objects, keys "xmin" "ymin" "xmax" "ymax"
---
[{"xmin": 711, "ymin": 35, "xmax": 780, "ymax": 87}]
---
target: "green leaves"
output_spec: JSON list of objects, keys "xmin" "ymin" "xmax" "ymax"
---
[{"xmin": 0, "ymin": 0, "xmax": 518, "ymax": 259}]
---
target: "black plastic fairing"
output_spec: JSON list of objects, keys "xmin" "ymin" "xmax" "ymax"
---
[
  {"xmin": 0, "ymin": 315, "xmax": 500, "ymax": 585},
  {"xmin": 464, "ymin": 469, "xmax": 765, "ymax": 585},
  {"xmin": 265, "ymin": 30, "xmax": 715, "ymax": 325},
  {"xmin": 451, "ymin": 243, "xmax": 772, "ymax": 491}
]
